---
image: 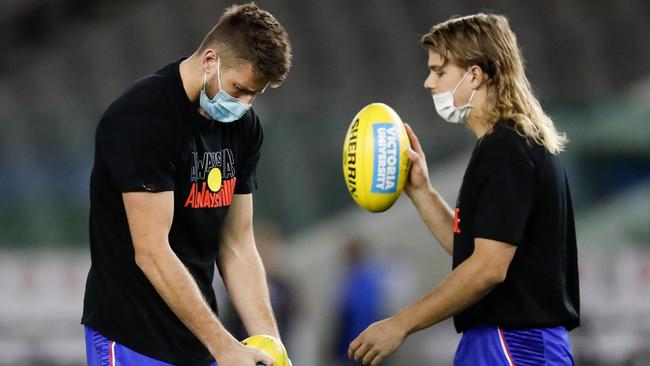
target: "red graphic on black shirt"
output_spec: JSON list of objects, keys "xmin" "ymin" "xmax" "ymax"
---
[
  {"xmin": 453, "ymin": 208, "xmax": 461, "ymax": 234},
  {"xmin": 184, "ymin": 178, "xmax": 236, "ymax": 208},
  {"xmin": 184, "ymin": 150, "xmax": 236, "ymax": 209}
]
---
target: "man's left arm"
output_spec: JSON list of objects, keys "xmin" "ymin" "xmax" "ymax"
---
[
  {"xmin": 349, "ymin": 238, "xmax": 517, "ymax": 366},
  {"xmin": 218, "ymin": 193, "xmax": 280, "ymax": 339}
]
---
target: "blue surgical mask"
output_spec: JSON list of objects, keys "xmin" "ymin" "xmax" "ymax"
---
[{"xmin": 199, "ymin": 57, "xmax": 251, "ymax": 122}]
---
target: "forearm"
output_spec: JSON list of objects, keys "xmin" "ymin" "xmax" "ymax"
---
[
  {"xmin": 393, "ymin": 254, "xmax": 499, "ymax": 335},
  {"xmin": 136, "ymin": 246, "xmax": 236, "ymax": 355},
  {"xmin": 219, "ymin": 241, "xmax": 280, "ymax": 339},
  {"xmin": 409, "ymin": 185, "xmax": 455, "ymax": 255}
]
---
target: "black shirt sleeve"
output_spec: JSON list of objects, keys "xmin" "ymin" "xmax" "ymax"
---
[
  {"xmin": 472, "ymin": 138, "xmax": 537, "ymax": 246},
  {"xmin": 234, "ymin": 112, "xmax": 263, "ymax": 194},
  {"xmin": 96, "ymin": 106, "xmax": 178, "ymax": 192}
]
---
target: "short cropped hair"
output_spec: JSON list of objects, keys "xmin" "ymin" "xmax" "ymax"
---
[{"xmin": 198, "ymin": 3, "xmax": 292, "ymax": 87}]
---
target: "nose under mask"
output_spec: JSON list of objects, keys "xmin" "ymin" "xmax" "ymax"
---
[{"xmin": 431, "ymin": 70, "xmax": 476, "ymax": 124}]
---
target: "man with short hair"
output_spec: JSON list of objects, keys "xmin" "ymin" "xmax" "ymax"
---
[{"xmin": 81, "ymin": 4, "xmax": 292, "ymax": 366}]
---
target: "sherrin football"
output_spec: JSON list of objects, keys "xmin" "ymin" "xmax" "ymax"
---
[
  {"xmin": 242, "ymin": 335, "xmax": 290, "ymax": 366},
  {"xmin": 342, "ymin": 103, "xmax": 411, "ymax": 212}
]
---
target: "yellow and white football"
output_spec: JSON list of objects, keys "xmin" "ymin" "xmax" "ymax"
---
[
  {"xmin": 242, "ymin": 334, "xmax": 289, "ymax": 366},
  {"xmin": 342, "ymin": 103, "xmax": 411, "ymax": 212}
]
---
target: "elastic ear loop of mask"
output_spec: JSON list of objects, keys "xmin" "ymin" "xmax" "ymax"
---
[
  {"xmin": 466, "ymin": 89, "xmax": 477, "ymax": 106},
  {"xmin": 216, "ymin": 57, "xmax": 222, "ymax": 90},
  {"xmin": 452, "ymin": 70, "xmax": 477, "ymax": 107},
  {"xmin": 202, "ymin": 57, "xmax": 222, "ymax": 93}
]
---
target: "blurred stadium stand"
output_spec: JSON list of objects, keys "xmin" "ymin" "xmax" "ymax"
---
[
  {"xmin": 0, "ymin": 0, "xmax": 648, "ymax": 243},
  {"xmin": 0, "ymin": 0, "xmax": 648, "ymax": 365}
]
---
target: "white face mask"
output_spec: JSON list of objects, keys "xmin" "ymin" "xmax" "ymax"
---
[{"xmin": 432, "ymin": 70, "xmax": 476, "ymax": 124}]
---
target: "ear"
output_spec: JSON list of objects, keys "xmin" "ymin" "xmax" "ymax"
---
[
  {"xmin": 201, "ymin": 48, "xmax": 219, "ymax": 74},
  {"xmin": 468, "ymin": 65, "xmax": 486, "ymax": 89}
]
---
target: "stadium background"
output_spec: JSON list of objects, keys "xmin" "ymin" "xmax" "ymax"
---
[{"xmin": 0, "ymin": 0, "xmax": 648, "ymax": 365}]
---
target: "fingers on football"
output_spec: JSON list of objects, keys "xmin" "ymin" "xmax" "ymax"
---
[
  {"xmin": 407, "ymin": 147, "xmax": 419, "ymax": 163},
  {"xmin": 256, "ymin": 350, "xmax": 274, "ymax": 366},
  {"xmin": 403, "ymin": 123, "xmax": 423, "ymax": 154}
]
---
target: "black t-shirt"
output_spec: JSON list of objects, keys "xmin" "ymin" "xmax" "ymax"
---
[
  {"xmin": 452, "ymin": 121, "xmax": 580, "ymax": 333},
  {"xmin": 81, "ymin": 59, "xmax": 263, "ymax": 365}
]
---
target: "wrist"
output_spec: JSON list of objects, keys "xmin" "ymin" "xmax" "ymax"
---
[
  {"xmin": 207, "ymin": 333, "xmax": 239, "ymax": 359},
  {"xmin": 255, "ymin": 327, "xmax": 281, "ymax": 340},
  {"xmin": 390, "ymin": 311, "xmax": 414, "ymax": 338},
  {"xmin": 407, "ymin": 184, "xmax": 436, "ymax": 205}
]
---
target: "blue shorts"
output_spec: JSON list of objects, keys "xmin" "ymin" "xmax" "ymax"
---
[
  {"xmin": 454, "ymin": 325, "xmax": 574, "ymax": 365},
  {"xmin": 85, "ymin": 326, "xmax": 217, "ymax": 366}
]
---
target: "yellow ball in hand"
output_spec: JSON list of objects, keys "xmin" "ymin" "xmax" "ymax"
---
[{"xmin": 242, "ymin": 335, "xmax": 289, "ymax": 366}]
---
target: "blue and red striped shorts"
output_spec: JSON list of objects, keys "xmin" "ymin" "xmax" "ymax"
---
[
  {"xmin": 454, "ymin": 325, "xmax": 575, "ymax": 365},
  {"xmin": 85, "ymin": 326, "xmax": 218, "ymax": 366}
]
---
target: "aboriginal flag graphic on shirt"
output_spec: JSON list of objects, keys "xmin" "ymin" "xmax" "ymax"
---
[{"xmin": 184, "ymin": 149, "xmax": 237, "ymax": 209}]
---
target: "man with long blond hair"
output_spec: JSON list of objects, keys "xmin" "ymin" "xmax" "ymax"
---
[{"xmin": 349, "ymin": 13, "xmax": 578, "ymax": 365}]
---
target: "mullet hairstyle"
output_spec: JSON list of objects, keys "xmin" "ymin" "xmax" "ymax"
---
[{"xmin": 422, "ymin": 13, "xmax": 568, "ymax": 154}]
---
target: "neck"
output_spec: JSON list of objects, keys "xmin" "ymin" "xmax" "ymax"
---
[
  {"xmin": 179, "ymin": 54, "xmax": 203, "ymax": 103},
  {"xmin": 465, "ymin": 88, "xmax": 492, "ymax": 139}
]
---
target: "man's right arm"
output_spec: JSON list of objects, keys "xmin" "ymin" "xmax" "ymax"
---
[
  {"xmin": 403, "ymin": 123, "xmax": 455, "ymax": 255},
  {"xmin": 123, "ymin": 191, "xmax": 273, "ymax": 366},
  {"xmin": 407, "ymin": 185, "xmax": 455, "ymax": 255}
]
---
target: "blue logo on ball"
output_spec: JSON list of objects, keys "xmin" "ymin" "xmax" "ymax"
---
[{"xmin": 372, "ymin": 123, "xmax": 400, "ymax": 194}]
